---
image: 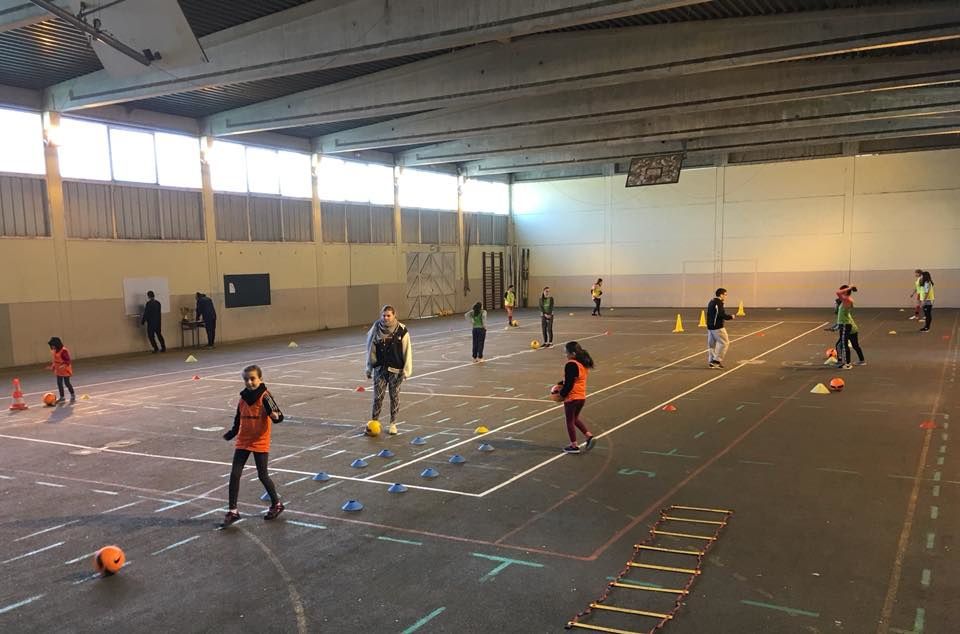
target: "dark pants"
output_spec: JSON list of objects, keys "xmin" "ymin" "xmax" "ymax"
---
[
  {"xmin": 541, "ymin": 315, "xmax": 554, "ymax": 344},
  {"xmin": 56, "ymin": 376, "xmax": 74, "ymax": 399},
  {"xmin": 923, "ymin": 303, "xmax": 933, "ymax": 329},
  {"xmin": 836, "ymin": 325, "xmax": 864, "ymax": 365},
  {"xmin": 472, "ymin": 328, "xmax": 487, "ymax": 359},
  {"xmin": 564, "ymin": 399, "xmax": 591, "ymax": 443},
  {"xmin": 228, "ymin": 449, "xmax": 278, "ymax": 509},
  {"xmin": 203, "ymin": 318, "xmax": 216, "ymax": 347},
  {"xmin": 592, "ymin": 298, "xmax": 601, "ymax": 315},
  {"xmin": 372, "ymin": 368, "xmax": 404, "ymax": 423},
  {"xmin": 146, "ymin": 323, "xmax": 166, "ymax": 352}
]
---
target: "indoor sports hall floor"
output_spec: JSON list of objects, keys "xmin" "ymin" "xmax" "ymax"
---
[{"xmin": 0, "ymin": 307, "xmax": 956, "ymax": 633}]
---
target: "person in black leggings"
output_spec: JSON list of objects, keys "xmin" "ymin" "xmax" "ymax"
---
[
  {"xmin": 539, "ymin": 287, "xmax": 555, "ymax": 347},
  {"xmin": 919, "ymin": 271, "xmax": 935, "ymax": 332}
]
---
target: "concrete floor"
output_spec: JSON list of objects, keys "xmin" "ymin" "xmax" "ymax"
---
[{"xmin": 0, "ymin": 307, "xmax": 956, "ymax": 633}]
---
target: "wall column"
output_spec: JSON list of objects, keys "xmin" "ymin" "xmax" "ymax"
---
[
  {"xmin": 42, "ymin": 111, "xmax": 74, "ymax": 342},
  {"xmin": 199, "ymin": 136, "xmax": 220, "ymax": 318}
]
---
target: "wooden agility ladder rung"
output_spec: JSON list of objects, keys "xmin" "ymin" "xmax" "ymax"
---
[
  {"xmin": 652, "ymin": 529, "xmax": 715, "ymax": 541},
  {"xmin": 567, "ymin": 621, "xmax": 646, "ymax": 634},
  {"xmin": 628, "ymin": 562, "xmax": 701, "ymax": 575},
  {"xmin": 589, "ymin": 603, "xmax": 672, "ymax": 619},
  {"xmin": 634, "ymin": 544, "xmax": 703, "ymax": 556},
  {"xmin": 612, "ymin": 582, "xmax": 688, "ymax": 595},
  {"xmin": 661, "ymin": 515, "xmax": 726, "ymax": 526},
  {"xmin": 670, "ymin": 504, "xmax": 732, "ymax": 514}
]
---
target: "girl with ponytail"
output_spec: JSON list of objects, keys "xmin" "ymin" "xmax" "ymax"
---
[{"xmin": 553, "ymin": 341, "xmax": 596, "ymax": 454}]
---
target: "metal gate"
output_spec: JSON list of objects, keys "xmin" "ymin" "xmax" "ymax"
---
[{"xmin": 405, "ymin": 251, "xmax": 456, "ymax": 319}]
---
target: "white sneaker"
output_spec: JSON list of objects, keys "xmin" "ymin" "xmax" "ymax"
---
[
  {"xmin": 387, "ymin": 423, "xmax": 398, "ymax": 435},
  {"xmin": 908, "ymin": 315, "xmax": 918, "ymax": 320},
  {"xmin": 841, "ymin": 364, "xmax": 853, "ymax": 370}
]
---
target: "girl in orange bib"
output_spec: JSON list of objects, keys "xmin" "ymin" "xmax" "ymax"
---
[
  {"xmin": 555, "ymin": 341, "xmax": 596, "ymax": 454},
  {"xmin": 221, "ymin": 365, "xmax": 285, "ymax": 527},
  {"xmin": 47, "ymin": 337, "xmax": 75, "ymax": 404}
]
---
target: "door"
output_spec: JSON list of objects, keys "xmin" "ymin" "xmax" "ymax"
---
[{"xmin": 405, "ymin": 251, "xmax": 456, "ymax": 319}]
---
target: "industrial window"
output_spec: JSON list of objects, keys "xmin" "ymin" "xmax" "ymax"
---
[
  {"xmin": 399, "ymin": 168, "xmax": 457, "ymax": 211},
  {"xmin": 246, "ymin": 146, "xmax": 281, "ymax": 195},
  {"xmin": 109, "ymin": 128, "xmax": 157, "ymax": 184},
  {"xmin": 58, "ymin": 118, "xmax": 111, "ymax": 181},
  {"xmin": 278, "ymin": 151, "xmax": 311, "ymax": 199},
  {"xmin": 155, "ymin": 132, "xmax": 201, "ymax": 189},
  {"xmin": 317, "ymin": 156, "xmax": 394, "ymax": 205},
  {"xmin": 462, "ymin": 178, "xmax": 509, "ymax": 214},
  {"xmin": 0, "ymin": 108, "xmax": 45, "ymax": 176},
  {"xmin": 209, "ymin": 141, "xmax": 247, "ymax": 193}
]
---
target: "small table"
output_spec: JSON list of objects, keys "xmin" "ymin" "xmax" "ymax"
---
[{"xmin": 180, "ymin": 320, "xmax": 204, "ymax": 349}]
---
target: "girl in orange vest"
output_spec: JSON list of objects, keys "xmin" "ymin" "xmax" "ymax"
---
[
  {"xmin": 221, "ymin": 365, "xmax": 285, "ymax": 527},
  {"xmin": 555, "ymin": 341, "xmax": 596, "ymax": 454},
  {"xmin": 47, "ymin": 337, "xmax": 75, "ymax": 404}
]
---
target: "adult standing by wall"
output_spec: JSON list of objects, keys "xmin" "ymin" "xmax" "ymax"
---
[
  {"xmin": 539, "ymin": 286, "xmax": 555, "ymax": 348},
  {"xmin": 590, "ymin": 278, "xmax": 603, "ymax": 316},
  {"xmin": 195, "ymin": 292, "xmax": 218, "ymax": 348},
  {"xmin": 141, "ymin": 290, "xmax": 166, "ymax": 353},
  {"xmin": 706, "ymin": 287, "xmax": 735, "ymax": 369},
  {"xmin": 919, "ymin": 271, "xmax": 935, "ymax": 332},
  {"xmin": 365, "ymin": 305, "xmax": 413, "ymax": 435}
]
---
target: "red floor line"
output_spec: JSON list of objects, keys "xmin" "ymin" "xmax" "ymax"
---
[
  {"xmin": 583, "ymin": 378, "xmax": 811, "ymax": 561},
  {"xmin": 877, "ymin": 311, "xmax": 959, "ymax": 634}
]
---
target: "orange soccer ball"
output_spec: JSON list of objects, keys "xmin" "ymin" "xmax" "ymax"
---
[
  {"xmin": 829, "ymin": 377, "xmax": 845, "ymax": 392},
  {"xmin": 94, "ymin": 545, "xmax": 126, "ymax": 575},
  {"xmin": 825, "ymin": 348, "xmax": 837, "ymax": 359},
  {"xmin": 42, "ymin": 392, "xmax": 57, "ymax": 406}
]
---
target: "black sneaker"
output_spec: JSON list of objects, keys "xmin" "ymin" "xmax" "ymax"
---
[
  {"xmin": 220, "ymin": 510, "xmax": 241, "ymax": 528},
  {"xmin": 562, "ymin": 444, "xmax": 581, "ymax": 454},
  {"xmin": 714, "ymin": 361, "xmax": 725, "ymax": 369},
  {"xmin": 708, "ymin": 361, "xmax": 719, "ymax": 369},
  {"xmin": 584, "ymin": 435, "xmax": 595, "ymax": 451},
  {"xmin": 264, "ymin": 502, "xmax": 285, "ymax": 520},
  {"xmin": 920, "ymin": 327, "xmax": 930, "ymax": 332}
]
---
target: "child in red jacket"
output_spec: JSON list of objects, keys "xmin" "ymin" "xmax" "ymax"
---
[{"xmin": 47, "ymin": 337, "xmax": 75, "ymax": 404}]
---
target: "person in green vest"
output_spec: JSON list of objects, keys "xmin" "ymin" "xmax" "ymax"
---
[
  {"xmin": 539, "ymin": 287, "xmax": 555, "ymax": 347},
  {"xmin": 919, "ymin": 271, "xmax": 935, "ymax": 332},
  {"xmin": 590, "ymin": 278, "xmax": 603, "ymax": 316},
  {"xmin": 835, "ymin": 285, "xmax": 865, "ymax": 369},
  {"xmin": 908, "ymin": 268, "xmax": 923, "ymax": 320},
  {"xmin": 504, "ymin": 284, "xmax": 516, "ymax": 329},
  {"xmin": 465, "ymin": 302, "xmax": 488, "ymax": 362}
]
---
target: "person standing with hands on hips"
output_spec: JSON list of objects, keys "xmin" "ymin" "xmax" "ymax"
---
[
  {"xmin": 539, "ymin": 287, "xmax": 555, "ymax": 347},
  {"xmin": 365, "ymin": 305, "xmax": 413, "ymax": 435},
  {"xmin": 706, "ymin": 288, "xmax": 735, "ymax": 369},
  {"xmin": 141, "ymin": 290, "xmax": 166, "ymax": 353}
]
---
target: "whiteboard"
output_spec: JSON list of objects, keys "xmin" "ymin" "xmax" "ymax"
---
[{"xmin": 122, "ymin": 277, "xmax": 170, "ymax": 316}]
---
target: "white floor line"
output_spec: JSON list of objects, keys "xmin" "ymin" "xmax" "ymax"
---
[
  {"xmin": 3, "ymin": 542, "xmax": 64, "ymax": 564},
  {"xmin": 362, "ymin": 322, "xmax": 786, "ymax": 482},
  {"xmin": 151, "ymin": 535, "xmax": 200, "ymax": 556},
  {"xmin": 14, "ymin": 520, "xmax": 80, "ymax": 542},
  {"xmin": 477, "ymin": 322, "xmax": 827, "ymax": 498}
]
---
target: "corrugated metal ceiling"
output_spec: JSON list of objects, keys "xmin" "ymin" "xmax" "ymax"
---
[{"xmin": 177, "ymin": 0, "xmax": 315, "ymax": 38}]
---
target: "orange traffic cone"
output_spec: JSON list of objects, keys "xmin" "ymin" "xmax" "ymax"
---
[{"xmin": 9, "ymin": 378, "xmax": 28, "ymax": 411}]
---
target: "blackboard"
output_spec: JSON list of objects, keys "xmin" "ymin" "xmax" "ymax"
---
[{"xmin": 224, "ymin": 274, "xmax": 271, "ymax": 308}]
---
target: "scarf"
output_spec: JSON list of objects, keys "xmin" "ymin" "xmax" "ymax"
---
[{"xmin": 375, "ymin": 318, "xmax": 400, "ymax": 340}]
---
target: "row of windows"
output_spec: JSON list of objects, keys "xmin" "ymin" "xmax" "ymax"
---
[{"xmin": 0, "ymin": 106, "xmax": 510, "ymax": 214}]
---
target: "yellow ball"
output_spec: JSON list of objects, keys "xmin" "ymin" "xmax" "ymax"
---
[
  {"xmin": 365, "ymin": 420, "xmax": 381, "ymax": 437},
  {"xmin": 530, "ymin": 340, "xmax": 541, "ymax": 349}
]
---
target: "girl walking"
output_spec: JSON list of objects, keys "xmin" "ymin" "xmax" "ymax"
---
[
  {"xmin": 591, "ymin": 279, "xmax": 603, "ymax": 316},
  {"xmin": 835, "ymin": 285, "xmax": 865, "ymax": 369},
  {"xmin": 465, "ymin": 302, "xmax": 488, "ymax": 362},
  {"xmin": 47, "ymin": 337, "xmax": 75, "ymax": 404},
  {"xmin": 221, "ymin": 365, "xmax": 284, "ymax": 527},
  {"xmin": 919, "ymin": 271, "xmax": 935, "ymax": 332},
  {"xmin": 539, "ymin": 287, "xmax": 555, "ymax": 347},
  {"xmin": 555, "ymin": 341, "xmax": 596, "ymax": 454}
]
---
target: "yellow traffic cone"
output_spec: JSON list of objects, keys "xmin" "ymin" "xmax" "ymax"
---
[
  {"xmin": 698, "ymin": 310, "xmax": 707, "ymax": 328},
  {"xmin": 736, "ymin": 301, "xmax": 746, "ymax": 317},
  {"xmin": 672, "ymin": 314, "xmax": 684, "ymax": 333},
  {"xmin": 810, "ymin": 383, "xmax": 831, "ymax": 394},
  {"xmin": 185, "ymin": 355, "xmax": 198, "ymax": 363},
  {"xmin": 288, "ymin": 341, "xmax": 299, "ymax": 348}
]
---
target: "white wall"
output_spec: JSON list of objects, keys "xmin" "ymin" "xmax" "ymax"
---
[{"xmin": 514, "ymin": 149, "xmax": 960, "ymax": 308}]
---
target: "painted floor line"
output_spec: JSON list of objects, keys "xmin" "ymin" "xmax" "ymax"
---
[
  {"xmin": 288, "ymin": 520, "xmax": 327, "ymax": 530},
  {"xmin": 151, "ymin": 535, "xmax": 200, "ymax": 556},
  {"xmin": 401, "ymin": 607, "xmax": 446, "ymax": 634},
  {"xmin": 14, "ymin": 520, "xmax": 80, "ymax": 542},
  {"xmin": 0, "ymin": 594, "xmax": 45, "ymax": 615},
  {"xmin": 3, "ymin": 541, "xmax": 64, "ymax": 564},
  {"xmin": 741, "ymin": 599, "xmax": 819, "ymax": 618}
]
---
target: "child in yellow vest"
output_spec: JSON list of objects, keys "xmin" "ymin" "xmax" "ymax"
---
[{"xmin": 221, "ymin": 365, "xmax": 284, "ymax": 527}]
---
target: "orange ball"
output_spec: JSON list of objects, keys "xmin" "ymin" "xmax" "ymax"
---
[
  {"xmin": 94, "ymin": 545, "xmax": 125, "ymax": 575},
  {"xmin": 825, "ymin": 348, "xmax": 837, "ymax": 358},
  {"xmin": 42, "ymin": 392, "xmax": 57, "ymax": 406},
  {"xmin": 829, "ymin": 377, "xmax": 845, "ymax": 391}
]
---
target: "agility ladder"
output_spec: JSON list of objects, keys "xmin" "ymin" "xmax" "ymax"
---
[{"xmin": 566, "ymin": 504, "xmax": 733, "ymax": 634}]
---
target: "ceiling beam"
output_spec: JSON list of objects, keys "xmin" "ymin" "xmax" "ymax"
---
[
  {"xmin": 44, "ymin": 0, "xmax": 707, "ymax": 111},
  {"xmin": 399, "ymin": 86, "xmax": 960, "ymax": 165},
  {"xmin": 206, "ymin": 3, "xmax": 960, "ymax": 136},
  {"xmin": 462, "ymin": 116, "xmax": 960, "ymax": 175},
  {"xmin": 320, "ymin": 52, "xmax": 960, "ymax": 153}
]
